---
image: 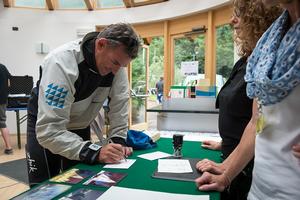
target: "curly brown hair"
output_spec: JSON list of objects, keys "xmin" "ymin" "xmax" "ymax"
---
[{"xmin": 233, "ymin": 0, "xmax": 282, "ymax": 57}]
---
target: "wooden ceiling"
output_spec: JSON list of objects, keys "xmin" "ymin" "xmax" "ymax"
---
[
  {"xmin": 123, "ymin": 0, "xmax": 168, "ymax": 8},
  {"xmin": 3, "ymin": 0, "xmax": 168, "ymax": 10}
]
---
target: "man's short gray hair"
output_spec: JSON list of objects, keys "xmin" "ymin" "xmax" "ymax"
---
[{"xmin": 97, "ymin": 23, "xmax": 141, "ymax": 59}]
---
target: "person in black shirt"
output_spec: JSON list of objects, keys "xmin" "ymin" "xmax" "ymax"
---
[
  {"xmin": 195, "ymin": 1, "xmax": 282, "ymax": 199},
  {"xmin": 156, "ymin": 77, "xmax": 164, "ymax": 104},
  {"xmin": 0, "ymin": 63, "xmax": 13, "ymax": 155}
]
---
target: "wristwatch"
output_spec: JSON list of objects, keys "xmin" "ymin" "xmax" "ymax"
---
[
  {"xmin": 79, "ymin": 142, "xmax": 101, "ymax": 164},
  {"xmin": 88, "ymin": 143, "xmax": 101, "ymax": 151}
]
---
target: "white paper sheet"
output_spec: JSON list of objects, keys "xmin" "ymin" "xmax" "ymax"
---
[
  {"xmin": 103, "ymin": 159, "xmax": 136, "ymax": 169},
  {"xmin": 138, "ymin": 151, "xmax": 171, "ymax": 161},
  {"xmin": 158, "ymin": 159, "xmax": 193, "ymax": 173},
  {"xmin": 96, "ymin": 186, "xmax": 209, "ymax": 200}
]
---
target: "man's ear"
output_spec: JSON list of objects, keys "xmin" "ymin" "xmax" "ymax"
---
[{"xmin": 96, "ymin": 38, "xmax": 107, "ymax": 50}]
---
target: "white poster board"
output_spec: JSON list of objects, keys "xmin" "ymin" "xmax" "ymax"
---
[{"xmin": 181, "ymin": 61, "xmax": 198, "ymax": 76}]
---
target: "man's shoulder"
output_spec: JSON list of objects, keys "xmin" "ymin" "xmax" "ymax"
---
[{"xmin": 43, "ymin": 39, "xmax": 83, "ymax": 67}]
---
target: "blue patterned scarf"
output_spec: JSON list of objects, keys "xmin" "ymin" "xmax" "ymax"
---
[{"xmin": 245, "ymin": 10, "xmax": 300, "ymax": 106}]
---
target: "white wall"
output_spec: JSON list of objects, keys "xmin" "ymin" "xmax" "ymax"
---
[{"xmin": 0, "ymin": 0, "xmax": 230, "ymax": 134}]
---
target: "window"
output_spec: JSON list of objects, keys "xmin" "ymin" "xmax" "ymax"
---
[
  {"xmin": 216, "ymin": 24, "xmax": 234, "ymax": 80},
  {"xmin": 97, "ymin": 0, "xmax": 124, "ymax": 8},
  {"xmin": 14, "ymin": 0, "xmax": 45, "ymax": 8},
  {"xmin": 58, "ymin": 0, "xmax": 87, "ymax": 9},
  {"xmin": 173, "ymin": 34, "xmax": 205, "ymax": 86},
  {"xmin": 149, "ymin": 37, "xmax": 164, "ymax": 94}
]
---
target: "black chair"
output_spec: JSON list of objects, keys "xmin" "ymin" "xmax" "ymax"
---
[{"xmin": 7, "ymin": 75, "xmax": 33, "ymax": 108}]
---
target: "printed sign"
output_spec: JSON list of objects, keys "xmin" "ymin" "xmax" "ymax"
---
[{"xmin": 181, "ymin": 61, "xmax": 198, "ymax": 76}]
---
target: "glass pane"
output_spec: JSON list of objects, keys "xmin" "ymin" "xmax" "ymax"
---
[
  {"xmin": 97, "ymin": 0, "xmax": 124, "ymax": 8},
  {"xmin": 14, "ymin": 0, "xmax": 45, "ymax": 8},
  {"xmin": 173, "ymin": 34, "xmax": 205, "ymax": 86},
  {"xmin": 131, "ymin": 48, "xmax": 147, "ymax": 125},
  {"xmin": 216, "ymin": 24, "xmax": 234, "ymax": 81},
  {"xmin": 131, "ymin": 98, "xmax": 145, "ymax": 125},
  {"xmin": 149, "ymin": 37, "xmax": 164, "ymax": 105},
  {"xmin": 58, "ymin": 0, "xmax": 86, "ymax": 9}
]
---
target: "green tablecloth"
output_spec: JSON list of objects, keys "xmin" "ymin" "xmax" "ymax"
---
[{"xmin": 21, "ymin": 138, "xmax": 221, "ymax": 200}]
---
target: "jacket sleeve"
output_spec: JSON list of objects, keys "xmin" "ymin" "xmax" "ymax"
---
[
  {"xmin": 36, "ymin": 52, "xmax": 98, "ymax": 161},
  {"xmin": 106, "ymin": 68, "xmax": 129, "ymax": 144}
]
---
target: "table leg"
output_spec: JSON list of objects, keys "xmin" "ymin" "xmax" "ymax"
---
[{"xmin": 16, "ymin": 110, "xmax": 21, "ymax": 149}]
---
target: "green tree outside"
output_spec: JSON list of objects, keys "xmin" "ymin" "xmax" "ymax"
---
[{"xmin": 216, "ymin": 24, "xmax": 234, "ymax": 80}]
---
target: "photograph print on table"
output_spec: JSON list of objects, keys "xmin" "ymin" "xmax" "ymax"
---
[
  {"xmin": 50, "ymin": 168, "xmax": 96, "ymax": 184},
  {"xmin": 59, "ymin": 188, "xmax": 104, "ymax": 200},
  {"xmin": 12, "ymin": 183, "xmax": 71, "ymax": 200},
  {"xmin": 83, "ymin": 170, "xmax": 127, "ymax": 188}
]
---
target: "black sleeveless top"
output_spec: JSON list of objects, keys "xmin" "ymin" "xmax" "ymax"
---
[{"xmin": 216, "ymin": 57, "xmax": 253, "ymax": 158}]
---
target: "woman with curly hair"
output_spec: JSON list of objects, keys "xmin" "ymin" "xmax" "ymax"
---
[
  {"xmin": 196, "ymin": 1, "xmax": 282, "ymax": 199},
  {"xmin": 196, "ymin": 0, "xmax": 300, "ymax": 199}
]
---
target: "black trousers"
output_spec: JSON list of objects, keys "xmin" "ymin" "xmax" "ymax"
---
[{"xmin": 25, "ymin": 87, "xmax": 90, "ymax": 188}]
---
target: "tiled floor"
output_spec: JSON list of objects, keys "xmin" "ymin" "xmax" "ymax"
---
[{"xmin": 0, "ymin": 134, "xmax": 29, "ymax": 200}]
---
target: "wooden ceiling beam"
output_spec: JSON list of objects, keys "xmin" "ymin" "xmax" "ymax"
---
[
  {"xmin": 84, "ymin": 0, "xmax": 94, "ymax": 11},
  {"xmin": 45, "ymin": 0, "xmax": 54, "ymax": 10},
  {"xmin": 123, "ymin": 0, "xmax": 133, "ymax": 8},
  {"xmin": 131, "ymin": 0, "xmax": 168, "ymax": 7},
  {"xmin": 3, "ymin": 0, "xmax": 12, "ymax": 7}
]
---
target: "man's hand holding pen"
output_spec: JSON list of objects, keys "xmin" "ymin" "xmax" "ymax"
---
[
  {"xmin": 123, "ymin": 146, "xmax": 133, "ymax": 162},
  {"xmin": 98, "ymin": 143, "xmax": 133, "ymax": 164},
  {"xmin": 123, "ymin": 146, "xmax": 133, "ymax": 157}
]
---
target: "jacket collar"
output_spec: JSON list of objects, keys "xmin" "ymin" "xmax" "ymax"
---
[{"xmin": 81, "ymin": 32, "xmax": 100, "ymax": 74}]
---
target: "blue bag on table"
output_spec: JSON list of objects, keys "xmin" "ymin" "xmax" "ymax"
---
[{"xmin": 126, "ymin": 130, "xmax": 157, "ymax": 150}]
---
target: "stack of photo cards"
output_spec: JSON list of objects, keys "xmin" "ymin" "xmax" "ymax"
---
[
  {"xmin": 83, "ymin": 170, "xmax": 127, "ymax": 187},
  {"xmin": 12, "ymin": 183, "xmax": 71, "ymax": 200},
  {"xmin": 59, "ymin": 188, "xmax": 104, "ymax": 200},
  {"xmin": 50, "ymin": 168, "xmax": 96, "ymax": 184}
]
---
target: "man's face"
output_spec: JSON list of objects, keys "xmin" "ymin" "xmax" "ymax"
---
[{"xmin": 95, "ymin": 38, "xmax": 132, "ymax": 76}]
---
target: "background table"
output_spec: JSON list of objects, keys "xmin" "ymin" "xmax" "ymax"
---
[
  {"xmin": 17, "ymin": 138, "xmax": 221, "ymax": 200},
  {"xmin": 147, "ymin": 98, "xmax": 219, "ymax": 132}
]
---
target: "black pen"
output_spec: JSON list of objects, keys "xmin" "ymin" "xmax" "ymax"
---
[{"xmin": 123, "ymin": 146, "xmax": 127, "ymax": 162}]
